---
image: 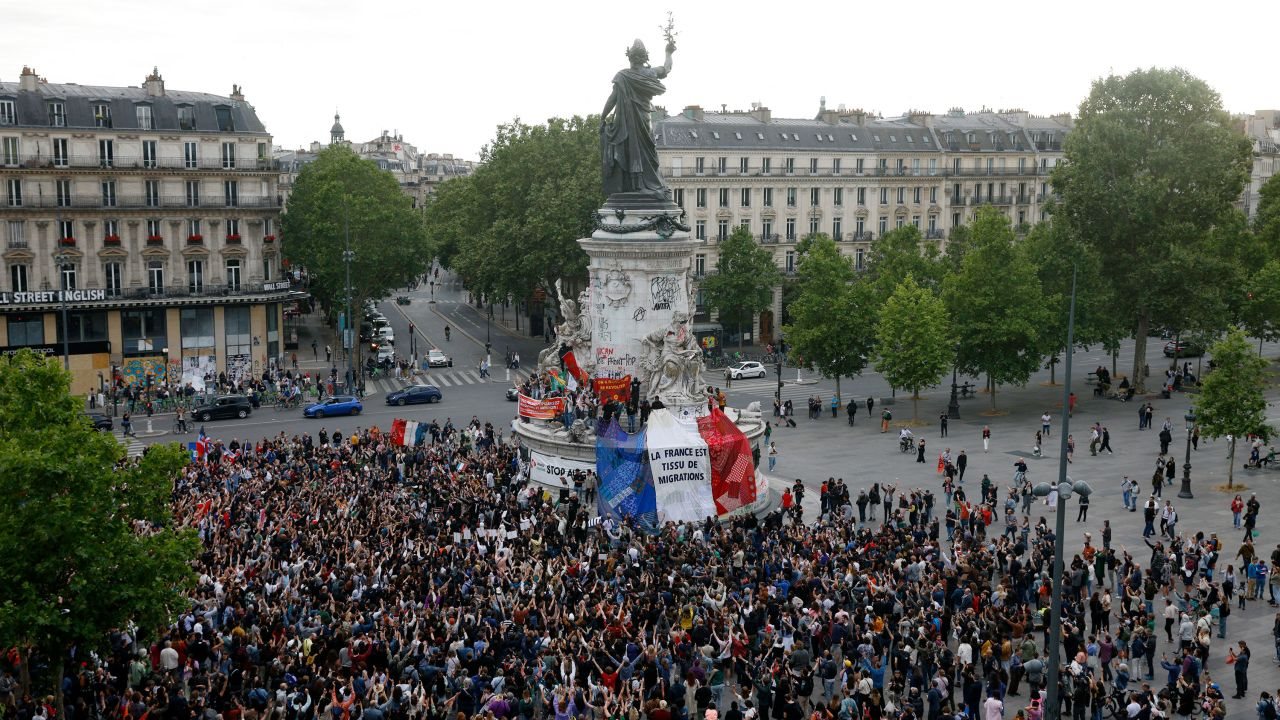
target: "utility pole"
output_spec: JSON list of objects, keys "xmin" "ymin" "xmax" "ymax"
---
[
  {"xmin": 1043, "ymin": 266, "xmax": 1077, "ymax": 720},
  {"xmin": 343, "ymin": 207, "xmax": 355, "ymax": 393}
]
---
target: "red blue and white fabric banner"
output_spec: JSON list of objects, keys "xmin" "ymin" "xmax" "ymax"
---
[
  {"xmin": 518, "ymin": 394, "xmax": 565, "ymax": 419},
  {"xmin": 645, "ymin": 409, "xmax": 718, "ymax": 524}
]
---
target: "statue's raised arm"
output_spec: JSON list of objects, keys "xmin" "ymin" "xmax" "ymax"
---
[{"xmin": 600, "ymin": 20, "xmax": 677, "ymax": 202}]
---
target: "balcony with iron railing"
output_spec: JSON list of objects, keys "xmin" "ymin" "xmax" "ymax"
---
[
  {"xmin": 0, "ymin": 194, "xmax": 281, "ymax": 210},
  {"xmin": 849, "ymin": 231, "xmax": 874, "ymax": 242},
  {"xmin": 0, "ymin": 154, "xmax": 280, "ymax": 172},
  {"xmin": 925, "ymin": 229, "xmax": 946, "ymax": 240},
  {"xmin": 758, "ymin": 233, "xmax": 780, "ymax": 244}
]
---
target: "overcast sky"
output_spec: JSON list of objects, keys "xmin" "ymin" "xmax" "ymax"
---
[{"xmin": 7, "ymin": 0, "xmax": 1273, "ymax": 159}]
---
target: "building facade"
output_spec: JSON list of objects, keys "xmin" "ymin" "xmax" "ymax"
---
[
  {"xmin": 654, "ymin": 103, "xmax": 1073, "ymax": 345},
  {"xmin": 1240, "ymin": 110, "xmax": 1280, "ymax": 221},
  {"xmin": 274, "ymin": 115, "xmax": 477, "ymax": 209},
  {"xmin": 0, "ymin": 66, "xmax": 293, "ymax": 394}
]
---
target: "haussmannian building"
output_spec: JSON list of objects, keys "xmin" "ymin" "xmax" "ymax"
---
[
  {"xmin": 0, "ymin": 66, "xmax": 298, "ymax": 395},
  {"xmin": 654, "ymin": 102, "xmax": 1073, "ymax": 346}
]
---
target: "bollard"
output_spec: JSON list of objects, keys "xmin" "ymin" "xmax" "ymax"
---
[
  {"xmin": 506, "ymin": 368, "xmax": 510, "ymax": 382},
  {"xmin": 146, "ymin": 418, "xmax": 153, "ymax": 434}
]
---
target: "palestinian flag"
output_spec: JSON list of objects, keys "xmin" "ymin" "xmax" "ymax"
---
[{"xmin": 559, "ymin": 346, "xmax": 588, "ymax": 386}]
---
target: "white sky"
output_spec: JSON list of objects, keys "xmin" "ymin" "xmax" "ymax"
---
[{"xmin": 6, "ymin": 0, "xmax": 1273, "ymax": 159}]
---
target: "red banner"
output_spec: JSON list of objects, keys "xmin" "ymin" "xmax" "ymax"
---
[
  {"xmin": 518, "ymin": 394, "xmax": 565, "ymax": 419},
  {"xmin": 390, "ymin": 418, "xmax": 407, "ymax": 446},
  {"xmin": 593, "ymin": 375, "xmax": 632, "ymax": 404},
  {"xmin": 697, "ymin": 406, "xmax": 758, "ymax": 516},
  {"xmin": 561, "ymin": 348, "xmax": 589, "ymax": 385}
]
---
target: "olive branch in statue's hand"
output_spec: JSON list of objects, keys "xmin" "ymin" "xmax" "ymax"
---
[{"xmin": 661, "ymin": 11, "xmax": 678, "ymax": 53}]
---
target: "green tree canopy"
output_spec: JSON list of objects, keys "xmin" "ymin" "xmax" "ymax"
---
[
  {"xmin": 702, "ymin": 225, "xmax": 782, "ymax": 347},
  {"xmin": 783, "ymin": 235, "xmax": 876, "ymax": 401},
  {"xmin": 866, "ymin": 225, "xmax": 945, "ymax": 307},
  {"xmin": 1194, "ymin": 328, "xmax": 1272, "ymax": 487},
  {"xmin": 282, "ymin": 145, "xmax": 431, "ymax": 359},
  {"xmin": 1022, "ymin": 218, "xmax": 1124, "ymax": 378},
  {"xmin": 1241, "ymin": 259, "xmax": 1280, "ymax": 350},
  {"xmin": 1256, "ymin": 172, "xmax": 1280, "ymax": 246},
  {"xmin": 875, "ymin": 274, "xmax": 952, "ymax": 422},
  {"xmin": 0, "ymin": 351, "xmax": 197, "ymax": 705},
  {"xmin": 1052, "ymin": 67, "xmax": 1253, "ymax": 392},
  {"xmin": 943, "ymin": 209, "xmax": 1051, "ymax": 409},
  {"xmin": 424, "ymin": 116, "xmax": 601, "ymax": 307}
]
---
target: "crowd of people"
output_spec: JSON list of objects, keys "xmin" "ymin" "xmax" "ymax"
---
[{"xmin": 4, "ymin": 398, "xmax": 1278, "ymax": 720}]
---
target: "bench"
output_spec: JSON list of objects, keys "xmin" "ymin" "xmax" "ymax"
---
[
  {"xmin": 958, "ymin": 383, "xmax": 976, "ymax": 399},
  {"xmin": 1086, "ymin": 372, "xmax": 1098, "ymax": 385}
]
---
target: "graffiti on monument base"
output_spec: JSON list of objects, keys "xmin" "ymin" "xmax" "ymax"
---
[
  {"xmin": 594, "ymin": 345, "xmax": 638, "ymax": 379},
  {"xmin": 649, "ymin": 275, "xmax": 678, "ymax": 311}
]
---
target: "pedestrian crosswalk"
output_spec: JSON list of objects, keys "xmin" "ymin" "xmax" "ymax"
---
[
  {"xmin": 719, "ymin": 378, "xmax": 834, "ymax": 402},
  {"xmin": 113, "ymin": 431, "xmax": 146, "ymax": 458},
  {"xmin": 364, "ymin": 368, "xmax": 529, "ymax": 395}
]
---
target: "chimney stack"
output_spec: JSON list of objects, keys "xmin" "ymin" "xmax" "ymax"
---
[
  {"xmin": 682, "ymin": 105, "xmax": 705, "ymax": 122},
  {"xmin": 144, "ymin": 67, "xmax": 165, "ymax": 97},
  {"xmin": 230, "ymin": 84, "xmax": 245, "ymax": 102},
  {"xmin": 19, "ymin": 66, "xmax": 39, "ymax": 92}
]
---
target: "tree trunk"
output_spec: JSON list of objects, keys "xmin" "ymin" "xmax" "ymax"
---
[
  {"xmin": 1260, "ymin": 337, "xmax": 1265, "ymax": 356},
  {"xmin": 989, "ymin": 375, "xmax": 998, "ymax": 411},
  {"xmin": 17, "ymin": 646, "xmax": 30, "ymax": 695},
  {"xmin": 835, "ymin": 376, "xmax": 842, "ymax": 405},
  {"xmin": 1111, "ymin": 348, "xmax": 1118, "ymax": 379},
  {"xmin": 1170, "ymin": 332, "xmax": 1181, "ymax": 372},
  {"xmin": 1049, "ymin": 352, "xmax": 1058, "ymax": 385},
  {"xmin": 1228, "ymin": 438, "xmax": 1236, "ymax": 489},
  {"xmin": 53, "ymin": 657, "xmax": 65, "ymax": 720},
  {"xmin": 1133, "ymin": 315, "xmax": 1150, "ymax": 394}
]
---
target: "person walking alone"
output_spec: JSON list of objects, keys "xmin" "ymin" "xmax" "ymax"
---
[
  {"xmin": 1231, "ymin": 641, "xmax": 1251, "ymax": 698},
  {"xmin": 983, "ymin": 425, "xmax": 991, "ymax": 452},
  {"xmin": 940, "ymin": 413, "xmax": 949, "ymax": 438},
  {"xmin": 917, "ymin": 437, "xmax": 927, "ymax": 463},
  {"xmin": 768, "ymin": 442, "xmax": 778, "ymax": 473},
  {"xmin": 1041, "ymin": 412, "xmax": 1052, "ymax": 438},
  {"xmin": 1100, "ymin": 426, "xmax": 1113, "ymax": 454}
]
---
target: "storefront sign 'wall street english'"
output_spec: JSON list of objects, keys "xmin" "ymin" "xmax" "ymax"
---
[{"xmin": 0, "ymin": 289, "xmax": 108, "ymax": 305}]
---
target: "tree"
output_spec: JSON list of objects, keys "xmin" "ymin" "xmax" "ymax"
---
[
  {"xmin": 0, "ymin": 351, "xmax": 197, "ymax": 710},
  {"xmin": 1053, "ymin": 67, "xmax": 1253, "ymax": 392},
  {"xmin": 702, "ymin": 225, "xmax": 782, "ymax": 347},
  {"xmin": 1194, "ymin": 328, "xmax": 1272, "ymax": 488},
  {"xmin": 865, "ymin": 225, "xmax": 945, "ymax": 307},
  {"xmin": 1022, "ymin": 219, "xmax": 1124, "ymax": 382},
  {"xmin": 282, "ymin": 145, "xmax": 430, "ymax": 365},
  {"xmin": 1241, "ymin": 259, "xmax": 1280, "ymax": 353},
  {"xmin": 942, "ymin": 209, "xmax": 1051, "ymax": 410},
  {"xmin": 424, "ymin": 116, "xmax": 600, "ymax": 315},
  {"xmin": 784, "ymin": 235, "xmax": 876, "ymax": 402},
  {"xmin": 874, "ymin": 274, "xmax": 952, "ymax": 422},
  {"xmin": 1255, "ymin": 172, "xmax": 1280, "ymax": 246}
]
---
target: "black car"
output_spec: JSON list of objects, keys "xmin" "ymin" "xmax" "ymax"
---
[
  {"xmin": 192, "ymin": 395, "xmax": 252, "ymax": 422},
  {"xmin": 84, "ymin": 412, "xmax": 113, "ymax": 431},
  {"xmin": 385, "ymin": 384, "xmax": 443, "ymax": 406},
  {"xmin": 505, "ymin": 387, "xmax": 519, "ymax": 402}
]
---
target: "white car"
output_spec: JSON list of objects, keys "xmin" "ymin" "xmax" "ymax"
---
[
  {"xmin": 427, "ymin": 349, "xmax": 453, "ymax": 368},
  {"xmin": 725, "ymin": 361, "xmax": 767, "ymax": 380},
  {"xmin": 376, "ymin": 326, "xmax": 395, "ymax": 345},
  {"xmin": 376, "ymin": 345, "xmax": 395, "ymax": 364}
]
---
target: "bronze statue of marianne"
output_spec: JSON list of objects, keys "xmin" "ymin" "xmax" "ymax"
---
[{"xmin": 600, "ymin": 34, "xmax": 676, "ymax": 201}]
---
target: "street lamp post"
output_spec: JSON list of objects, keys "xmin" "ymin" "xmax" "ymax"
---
[
  {"xmin": 1180, "ymin": 411, "xmax": 1196, "ymax": 499},
  {"xmin": 343, "ymin": 208, "xmax": 355, "ymax": 393},
  {"xmin": 775, "ymin": 360, "xmax": 783, "ymax": 415},
  {"xmin": 53, "ymin": 251, "xmax": 73, "ymax": 371},
  {"xmin": 162, "ymin": 347, "xmax": 169, "ymax": 389},
  {"xmin": 947, "ymin": 363, "xmax": 961, "ymax": 420},
  {"xmin": 1038, "ymin": 265, "xmax": 1078, "ymax": 720}
]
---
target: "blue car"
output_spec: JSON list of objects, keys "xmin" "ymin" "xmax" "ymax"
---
[
  {"xmin": 385, "ymin": 384, "xmax": 442, "ymax": 406},
  {"xmin": 304, "ymin": 395, "xmax": 363, "ymax": 418}
]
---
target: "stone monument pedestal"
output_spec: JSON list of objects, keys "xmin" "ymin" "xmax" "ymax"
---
[{"xmin": 513, "ymin": 195, "xmax": 772, "ymax": 522}]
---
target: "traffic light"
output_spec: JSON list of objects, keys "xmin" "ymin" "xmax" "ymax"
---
[{"xmin": 485, "ymin": 342, "xmax": 492, "ymax": 356}]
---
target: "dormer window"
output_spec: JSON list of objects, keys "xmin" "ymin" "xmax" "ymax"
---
[
  {"xmin": 734, "ymin": 132, "xmax": 742, "ymax": 140},
  {"xmin": 136, "ymin": 104, "xmax": 153, "ymax": 130},
  {"xmin": 177, "ymin": 105, "xmax": 195, "ymax": 130},
  {"xmin": 93, "ymin": 103, "xmax": 112, "ymax": 128},
  {"xmin": 966, "ymin": 133, "xmax": 976, "ymax": 144},
  {"xmin": 0, "ymin": 100, "xmax": 15, "ymax": 126},
  {"xmin": 757, "ymin": 133, "xmax": 764, "ymax": 140},
  {"xmin": 712, "ymin": 131, "xmax": 720, "ymax": 139},
  {"xmin": 214, "ymin": 106, "xmax": 234, "ymax": 132},
  {"xmin": 48, "ymin": 99, "xmax": 66, "ymax": 126}
]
